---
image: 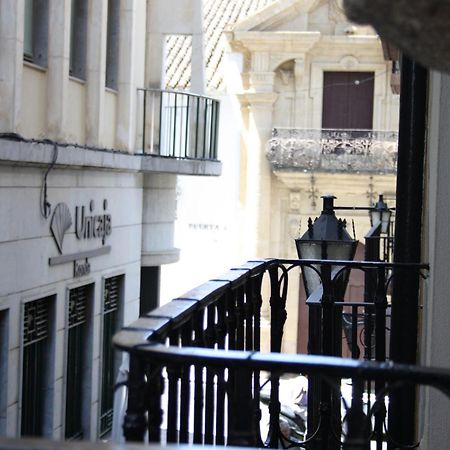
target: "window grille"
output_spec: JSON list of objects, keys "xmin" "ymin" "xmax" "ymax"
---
[
  {"xmin": 21, "ymin": 297, "xmax": 50, "ymax": 436},
  {"xmin": 65, "ymin": 285, "xmax": 90, "ymax": 440},
  {"xmin": 99, "ymin": 276, "xmax": 122, "ymax": 437}
]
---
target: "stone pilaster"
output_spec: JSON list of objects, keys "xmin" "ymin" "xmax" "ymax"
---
[
  {"xmin": 47, "ymin": 0, "xmax": 71, "ymax": 140},
  {"xmin": 294, "ymin": 56, "xmax": 309, "ymax": 128},
  {"xmin": 0, "ymin": 0, "xmax": 24, "ymax": 133},
  {"xmin": 116, "ymin": 0, "xmax": 137, "ymax": 152},
  {"xmin": 144, "ymin": 0, "xmax": 164, "ymax": 88},
  {"xmin": 191, "ymin": 32, "xmax": 205, "ymax": 94},
  {"xmin": 141, "ymin": 173, "xmax": 180, "ymax": 266},
  {"xmin": 239, "ymin": 91, "xmax": 278, "ymax": 258},
  {"xmin": 190, "ymin": 0, "xmax": 205, "ymax": 94},
  {"xmin": 86, "ymin": 0, "xmax": 107, "ymax": 147}
]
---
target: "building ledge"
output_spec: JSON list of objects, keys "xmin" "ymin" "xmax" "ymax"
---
[
  {"xmin": 0, "ymin": 136, "xmax": 222, "ymax": 176},
  {"xmin": 141, "ymin": 248, "xmax": 180, "ymax": 266}
]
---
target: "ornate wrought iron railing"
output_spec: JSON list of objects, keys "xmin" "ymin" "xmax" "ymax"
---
[
  {"xmin": 266, "ymin": 128, "xmax": 398, "ymax": 173},
  {"xmin": 113, "ymin": 258, "xmax": 449, "ymax": 449},
  {"xmin": 137, "ymin": 88, "xmax": 220, "ymax": 160}
]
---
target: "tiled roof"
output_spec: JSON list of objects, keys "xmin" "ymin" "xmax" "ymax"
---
[{"xmin": 165, "ymin": 0, "xmax": 276, "ymax": 92}]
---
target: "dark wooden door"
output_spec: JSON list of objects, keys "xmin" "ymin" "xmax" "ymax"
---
[{"xmin": 322, "ymin": 71, "xmax": 374, "ymax": 129}]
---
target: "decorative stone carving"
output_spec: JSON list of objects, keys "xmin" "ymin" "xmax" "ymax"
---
[
  {"xmin": 266, "ymin": 128, "xmax": 398, "ymax": 173},
  {"xmin": 289, "ymin": 191, "xmax": 301, "ymax": 212},
  {"xmin": 340, "ymin": 55, "xmax": 359, "ymax": 70},
  {"xmin": 344, "ymin": 0, "xmax": 450, "ymax": 72}
]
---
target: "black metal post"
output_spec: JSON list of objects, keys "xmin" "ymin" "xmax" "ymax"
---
[
  {"xmin": 266, "ymin": 266, "xmax": 284, "ymax": 448},
  {"xmin": 388, "ymin": 55, "xmax": 428, "ymax": 448},
  {"xmin": 364, "ymin": 223, "xmax": 381, "ymax": 366},
  {"xmin": 228, "ymin": 368, "xmax": 257, "ymax": 447},
  {"xmin": 123, "ymin": 356, "xmax": 147, "ymax": 442}
]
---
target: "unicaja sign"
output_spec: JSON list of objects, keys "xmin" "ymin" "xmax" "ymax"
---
[
  {"xmin": 50, "ymin": 202, "xmax": 73, "ymax": 254},
  {"xmin": 48, "ymin": 199, "xmax": 112, "ymax": 277},
  {"xmin": 75, "ymin": 199, "xmax": 112, "ymax": 245}
]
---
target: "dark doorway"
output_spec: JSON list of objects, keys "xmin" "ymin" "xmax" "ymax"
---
[{"xmin": 322, "ymin": 71, "xmax": 374, "ymax": 129}]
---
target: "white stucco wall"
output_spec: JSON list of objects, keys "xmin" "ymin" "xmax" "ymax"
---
[
  {"xmin": 160, "ymin": 87, "xmax": 244, "ymax": 303},
  {"xmin": 420, "ymin": 71, "xmax": 450, "ymax": 449}
]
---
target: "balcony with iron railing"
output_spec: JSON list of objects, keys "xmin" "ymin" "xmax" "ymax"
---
[
  {"xmin": 110, "ymin": 204, "xmax": 450, "ymax": 450},
  {"xmin": 266, "ymin": 128, "xmax": 398, "ymax": 174},
  {"xmin": 136, "ymin": 89, "xmax": 221, "ymax": 176},
  {"xmin": 1, "ymin": 204, "xmax": 449, "ymax": 450}
]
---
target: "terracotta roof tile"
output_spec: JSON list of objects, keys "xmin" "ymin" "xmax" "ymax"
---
[{"xmin": 165, "ymin": 0, "xmax": 276, "ymax": 92}]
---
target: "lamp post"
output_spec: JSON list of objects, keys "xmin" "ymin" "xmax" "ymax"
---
[{"xmin": 295, "ymin": 195, "xmax": 358, "ymax": 450}]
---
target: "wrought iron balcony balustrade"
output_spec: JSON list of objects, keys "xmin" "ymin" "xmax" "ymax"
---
[
  {"xmin": 266, "ymin": 128, "xmax": 398, "ymax": 173},
  {"xmin": 137, "ymin": 89, "xmax": 219, "ymax": 160},
  {"xmin": 113, "ymin": 258, "xmax": 449, "ymax": 450}
]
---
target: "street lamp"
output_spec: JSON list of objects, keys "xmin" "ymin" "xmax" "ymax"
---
[
  {"xmin": 297, "ymin": 195, "xmax": 358, "ymax": 447},
  {"xmin": 295, "ymin": 195, "xmax": 358, "ymax": 297},
  {"xmin": 369, "ymin": 194, "xmax": 392, "ymax": 234}
]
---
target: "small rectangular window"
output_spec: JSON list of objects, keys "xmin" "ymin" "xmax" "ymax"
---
[
  {"xmin": 65, "ymin": 284, "xmax": 93, "ymax": 440},
  {"xmin": 99, "ymin": 275, "xmax": 123, "ymax": 438},
  {"xmin": 23, "ymin": 0, "xmax": 49, "ymax": 67},
  {"xmin": 69, "ymin": 0, "xmax": 88, "ymax": 80},
  {"xmin": 105, "ymin": 0, "xmax": 120, "ymax": 90},
  {"xmin": 21, "ymin": 296, "xmax": 54, "ymax": 437}
]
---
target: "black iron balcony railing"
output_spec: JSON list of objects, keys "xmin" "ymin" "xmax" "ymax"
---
[
  {"xmin": 266, "ymin": 128, "xmax": 398, "ymax": 173},
  {"xmin": 113, "ymin": 258, "xmax": 449, "ymax": 449},
  {"xmin": 137, "ymin": 89, "xmax": 219, "ymax": 160}
]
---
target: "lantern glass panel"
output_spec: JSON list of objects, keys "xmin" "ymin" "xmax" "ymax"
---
[
  {"xmin": 381, "ymin": 209, "xmax": 392, "ymax": 233},
  {"xmin": 297, "ymin": 240, "xmax": 357, "ymax": 297}
]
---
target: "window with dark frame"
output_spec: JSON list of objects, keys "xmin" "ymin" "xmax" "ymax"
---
[
  {"xmin": 23, "ymin": 0, "xmax": 49, "ymax": 67},
  {"xmin": 105, "ymin": 0, "xmax": 120, "ymax": 90},
  {"xmin": 65, "ymin": 284, "xmax": 92, "ymax": 440},
  {"xmin": 99, "ymin": 275, "xmax": 123, "ymax": 438},
  {"xmin": 21, "ymin": 297, "xmax": 52, "ymax": 437},
  {"xmin": 0, "ymin": 309, "xmax": 7, "ymax": 435},
  {"xmin": 322, "ymin": 71, "xmax": 375, "ymax": 130},
  {"xmin": 69, "ymin": 0, "xmax": 88, "ymax": 80}
]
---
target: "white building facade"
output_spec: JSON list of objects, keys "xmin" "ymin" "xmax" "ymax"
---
[{"xmin": 0, "ymin": 0, "xmax": 219, "ymax": 440}]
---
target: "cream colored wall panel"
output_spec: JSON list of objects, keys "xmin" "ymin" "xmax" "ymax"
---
[
  {"xmin": 20, "ymin": 65, "xmax": 48, "ymax": 139},
  {"xmin": 102, "ymin": 90, "xmax": 117, "ymax": 148},
  {"xmin": 66, "ymin": 79, "xmax": 86, "ymax": 143}
]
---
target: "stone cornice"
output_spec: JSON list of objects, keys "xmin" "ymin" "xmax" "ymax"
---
[
  {"xmin": 229, "ymin": 31, "xmax": 321, "ymax": 54},
  {"xmin": 237, "ymin": 92, "xmax": 278, "ymax": 107},
  {"xmin": 233, "ymin": 0, "xmax": 322, "ymax": 32},
  {"xmin": 0, "ymin": 138, "xmax": 222, "ymax": 176}
]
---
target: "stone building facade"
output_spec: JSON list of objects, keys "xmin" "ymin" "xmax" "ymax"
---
[
  {"xmin": 0, "ymin": 0, "xmax": 219, "ymax": 440},
  {"xmin": 226, "ymin": 0, "xmax": 399, "ymax": 352}
]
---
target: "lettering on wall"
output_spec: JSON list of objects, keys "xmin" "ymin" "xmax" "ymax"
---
[
  {"xmin": 75, "ymin": 199, "xmax": 112, "ymax": 244},
  {"xmin": 48, "ymin": 199, "xmax": 112, "ymax": 277}
]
